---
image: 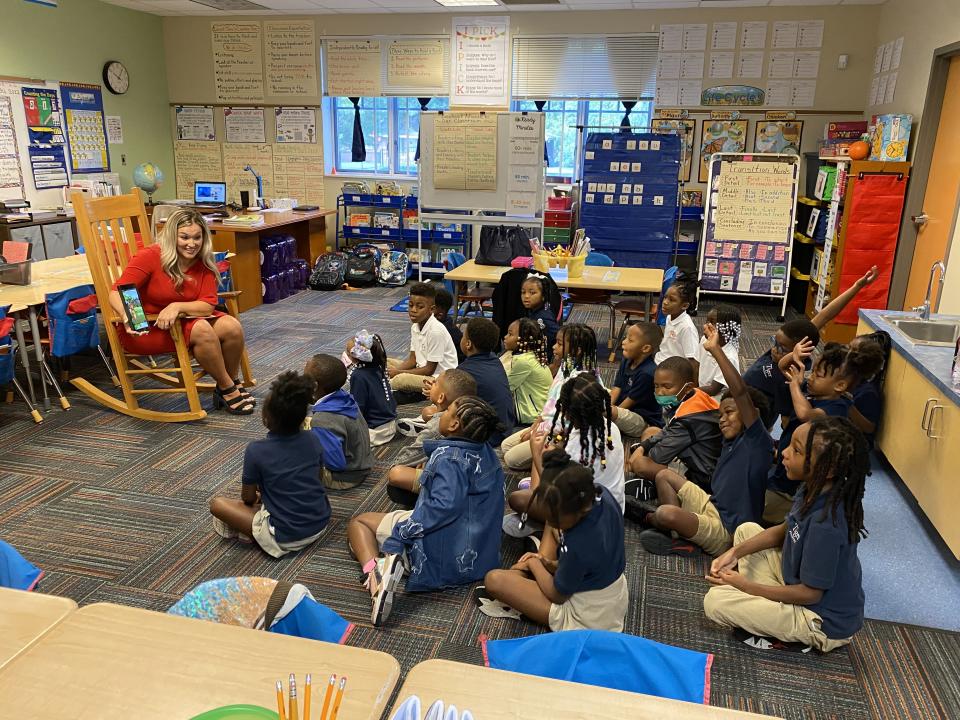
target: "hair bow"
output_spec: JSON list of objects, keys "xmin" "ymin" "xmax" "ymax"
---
[{"xmin": 350, "ymin": 329, "xmax": 375, "ymax": 362}]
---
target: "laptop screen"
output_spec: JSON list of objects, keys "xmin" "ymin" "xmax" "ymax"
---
[{"xmin": 194, "ymin": 181, "xmax": 226, "ymax": 204}]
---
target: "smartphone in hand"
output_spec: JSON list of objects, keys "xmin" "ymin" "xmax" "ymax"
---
[{"xmin": 118, "ymin": 284, "xmax": 150, "ymax": 332}]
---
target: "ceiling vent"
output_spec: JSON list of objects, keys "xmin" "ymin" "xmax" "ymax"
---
[{"xmin": 191, "ymin": 0, "xmax": 269, "ymax": 11}]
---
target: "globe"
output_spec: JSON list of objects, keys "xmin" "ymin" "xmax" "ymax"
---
[{"xmin": 133, "ymin": 163, "xmax": 164, "ymax": 203}]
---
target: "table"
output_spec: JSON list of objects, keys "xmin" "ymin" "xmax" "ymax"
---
[
  {"xmin": 0, "ymin": 588, "xmax": 77, "ymax": 669},
  {"xmin": 390, "ymin": 660, "xmax": 777, "ymax": 720},
  {"xmin": 206, "ymin": 209, "xmax": 334, "ymax": 312},
  {"xmin": 0, "ymin": 603, "xmax": 401, "ymax": 720}
]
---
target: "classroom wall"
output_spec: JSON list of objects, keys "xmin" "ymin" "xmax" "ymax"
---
[{"xmin": 0, "ymin": 0, "xmax": 174, "ymax": 203}]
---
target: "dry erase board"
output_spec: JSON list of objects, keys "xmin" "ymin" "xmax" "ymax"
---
[
  {"xmin": 697, "ymin": 152, "xmax": 799, "ymax": 312},
  {"xmin": 418, "ymin": 111, "xmax": 545, "ymax": 214}
]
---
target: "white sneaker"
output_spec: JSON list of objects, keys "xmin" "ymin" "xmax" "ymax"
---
[
  {"xmin": 371, "ymin": 553, "xmax": 405, "ymax": 626},
  {"xmin": 397, "ymin": 418, "xmax": 428, "ymax": 437},
  {"xmin": 212, "ymin": 516, "xmax": 237, "ymax": 539}
]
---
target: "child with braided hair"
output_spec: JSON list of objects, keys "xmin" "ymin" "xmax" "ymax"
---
[
  {"xmin": 696, "ymin": 305, "xmax": 742, "ymax": 399},
  {"xmin": 502, "ymin": 319, "xmax": 553, "ymax": 426},
  {"xmin": 482, "ymin": 448, "xmax": 628, "ymax": 632},
  {"xmin": 347, "ymin": 395, "xmax": 505, "ymax": 626},
  {"xmin": 347, "ymin": 330, "xmax": 397, "ymax": 446},
  {"xmin": 505, "ymin": 374, "xmax": 624, "ymax": 536},
  {"xmin": 704, "ymin": 417, "xmax": 869, "ymax": 653},
  {"xmin": 655, "ymin": 272, "xmax": 700, "ymax": 378},
  {"xmin": 520, "ymin": 272, "xmax": 560, "ymax": 360}
]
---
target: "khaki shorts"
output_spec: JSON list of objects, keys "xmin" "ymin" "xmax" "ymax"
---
[
  {"xmin": 388, "ymin": 358, "xmax": 432, "ymax": 394},
  {"xmin": 613, "ymin": 407, "xmax": 648, "ymax": 437},
  {"xmin": 678, "ymin": 482, "xmax": 733, "ymax": 557},
  {"xmin": 548, "ymin": 573, "xmax": 629, "ymax": 632},
  {"xmin": 251, "ymin": 507, "xmax": 324, "ymax": 559},
  {"xmin": 501, "ymin": 426, "xmax": 533, "ymax": 470},
  {"xmin": 763, "ymin": 489, "xmax": 795, "ymax": 525},
  {"xmin": 376, "ymin": 509, "xmax": 414, "ymax": 546}
]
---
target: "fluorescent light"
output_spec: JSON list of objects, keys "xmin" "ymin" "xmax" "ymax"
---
[{"xmin": 434, "ymin": 0, "xmax": 500, "ymax": 6}]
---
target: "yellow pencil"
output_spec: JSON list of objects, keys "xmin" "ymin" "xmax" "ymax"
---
[
  {"xmin": 276, "ymin": 680, "xmax": 287, "ymax": 720},
  {"xmin": 319, "ymin": 674, "xmax": 336, "ymax": 720},
  {"xmin": 289, "ymin": 673, "xmax": 299, "ymax": 720},
  {"xmin": 304, "ymin": 673, "xmax": 313, "ymax": 720},
  {"xmin": 329, "ymin": 677, "xmax": 347, "ymax": 720}
]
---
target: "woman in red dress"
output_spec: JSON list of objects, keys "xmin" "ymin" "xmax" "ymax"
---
[{"xmin": 109, "ymin": 208, "xmax": 254, "ymax": 415}]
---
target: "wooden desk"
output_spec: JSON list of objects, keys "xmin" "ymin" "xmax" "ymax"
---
[
  {"xmin": 0, "ymin": 588, "xmax": 77, "ymax": 669},
  {"xmin": 207, "ymin": 209, "xmax": 334, "ymax": 312},
  {"xmin": 444, "ymin": 260, "xmax": 664, "ymax": 294},
  {"xmin": 0, "ymin": 603, "xmax": 401, "ymax": 720},
  {"xmin": 390, "ymin": 660, "xmax": 777, "ymax": 720}
]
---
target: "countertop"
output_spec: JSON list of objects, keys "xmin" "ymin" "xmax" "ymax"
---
[{"xmin": 859, "ymin": 309, "xmax": 960, "ymax": 406}]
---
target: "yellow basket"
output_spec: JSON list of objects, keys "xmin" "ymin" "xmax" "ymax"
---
[{"xmin": 532, "ymin": 252, "xmax": 586, "ymax": 279}]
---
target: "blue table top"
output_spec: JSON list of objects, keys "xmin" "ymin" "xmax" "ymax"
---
[{"xmin": 859, "ymin": 309, "xmax": 960, "ymax": 407}]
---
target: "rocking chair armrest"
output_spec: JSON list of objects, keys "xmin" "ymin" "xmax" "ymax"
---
[{"xmin": 217, "ymin": 290, "xmax": 242, "ymax": 299}]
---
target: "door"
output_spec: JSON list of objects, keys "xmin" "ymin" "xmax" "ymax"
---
[{"xmin": 903, "ymin": 55, "xmax": 960, "ymax": 310}]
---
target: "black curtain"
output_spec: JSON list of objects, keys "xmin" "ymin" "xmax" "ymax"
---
[
  {"xmin": 620, "ymin": 100, "xmax": 637, "ymax": 133},
  {"xmin": 349, "ymin": 97, "xmax": 366, "ymax": 162},
  {"xmin": 533, "ymin": 100, "xmax": 549, "ymax": 165},
  {"xmin": 414, "ymin": 97, "xmax": 431, "ymax": 162}
]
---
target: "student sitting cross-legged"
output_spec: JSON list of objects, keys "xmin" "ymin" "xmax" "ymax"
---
[
  {"xmin": 456, "ymin": 317, "xmax": 517, "ymax": 445},
  {"xmin": 634, "ymin": 323, "xmax": 774, "ymax": 557},
  {"xmin": 704, "ymin": 417, "xmax": 869, "ymax": 654},
  {"xmin": 481, "ymin": 448, "xmax": 628, "ymax": 632},
  {"xmin": 609, "ymin": 321, "xmax": 664, "ymax": 438},
  {"xmin": 209, "ymin": 371, "xmax": 331, "ymax": 558},
  {"xmin": 502, "ymin": 319, "xmax": 553, "ymax": 427},
  {"xmin": 304, "ymin": 354, "xmax": 374, "ymax": 490},
  {"xmin": 346, "ymin": 330, "xmax": 398, "ymax": 447},
  {"xmin": 347, "ymin": 396, "xmax": 505, "ymax": 627}
]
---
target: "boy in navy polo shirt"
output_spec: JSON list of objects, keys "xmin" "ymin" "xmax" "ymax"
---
[
  {"xmin": 457, "ymin": 317, "xmax": 516, "ymax": 445},
  {"xmin": 636, "ymin": 323, "xmax": 773, "ymax": 557},
  {"xmin": 704, "ymin": 417, "xmax": 868, "ymax": 653},
  {"xmin": 610, "ymin": 321, "xmax": 663, "ymax": 437}
]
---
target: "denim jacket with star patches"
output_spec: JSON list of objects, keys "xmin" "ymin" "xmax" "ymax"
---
[{"xmin": 381, "ymin": 437, "xmax": 504, "ymax": 592}]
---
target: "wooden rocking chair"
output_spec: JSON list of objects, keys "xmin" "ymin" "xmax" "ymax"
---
[{"xmin": 70, "ymin": 190, "xmax": 254, "ymax": 422}]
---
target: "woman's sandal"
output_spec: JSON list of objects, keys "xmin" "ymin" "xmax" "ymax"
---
[
  {"xmin": 232, "ymin": 378, "xmax": 256, "ymax": 405},
  {"xmin": 214, "ymin": 385, "xmax": 256, "ymax": 415}
]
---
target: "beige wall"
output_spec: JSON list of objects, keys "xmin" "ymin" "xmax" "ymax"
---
[{"xmin": 939, "ymin": 199, "xmax": 960, "ymax": 314}]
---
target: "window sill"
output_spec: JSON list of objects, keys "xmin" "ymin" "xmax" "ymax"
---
[{"xmin": 326, "ymin": 171, "xmax": 417, "ymax": 182}]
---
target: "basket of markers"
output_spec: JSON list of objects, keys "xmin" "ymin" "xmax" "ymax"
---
[{"xmin": 531, "ymin": 230, "xmax": 591, "ymax": 279}]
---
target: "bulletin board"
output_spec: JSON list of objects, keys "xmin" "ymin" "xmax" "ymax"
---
[{"xmin": 696, "ymin": 152, "xmax": 800, "ymax": 316}]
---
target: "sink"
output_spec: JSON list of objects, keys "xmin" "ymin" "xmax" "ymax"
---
[{"xmin": 881, "ymin": 315, "xmax": 960, "ymax": 347}]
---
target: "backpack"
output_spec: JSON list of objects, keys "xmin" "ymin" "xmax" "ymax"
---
[
  {"xmin": 378, "ymin": 249, "xmax": 409, "ymax": 286},
  {"xmin": 309, "ymin": 252, "xmax": 348, "ymax": 291},
  {"xmin": 344, "ymin": 245, "xmax": 380, "ymax": 287},
  {"xmin": 476, "ymin": 225, "xmax": 514, "ymax": 266}
]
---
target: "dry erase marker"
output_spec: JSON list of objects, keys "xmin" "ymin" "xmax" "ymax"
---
[
  {"xmin": 289, "ymin": 673, "xmax": 299, "ymax": 720},
  {"xmin": 276, "ymin": 680, "xmax": 287, "ymax": 720},
  {"xmin": 304, "ymin": 673, "xmax": 313, "ymax": 720},
  {"xmin": 319, "ymin": 674, "xmax": 336, "ymax": 720},
  {"xmin": 329, "ymin": 677, "xmax": 347, "ymax": 720}
]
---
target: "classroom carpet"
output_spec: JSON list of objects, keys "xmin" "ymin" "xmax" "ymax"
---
[{"xmin": 1, "ymin": 285, "xmax": 959, "ymax": 720}]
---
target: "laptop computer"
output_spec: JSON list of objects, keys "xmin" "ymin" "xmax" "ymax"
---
[{"xmin": 193, "ymin": 181, "xmax": 227, "ymax": 206}]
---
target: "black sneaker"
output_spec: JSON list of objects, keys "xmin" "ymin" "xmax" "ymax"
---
[
  {"xmin": 624, "ymin": 496, "xmax": 657, "ymax": 527},
  {"xmin": 394, "ymin": 391, "xmax": 425, "ymax": 405},
  {"xmin": 733, "ymin": 628, "xmax": 812, "ymax": 653},
  {"xmin": 639, "ymin": 528, "xmax": 697, "ymax": 556},
  {"xmin": 624, "ymin": 477, "xmax": 657, "ymax": 502}
]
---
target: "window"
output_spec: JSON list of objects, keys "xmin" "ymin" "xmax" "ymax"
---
[
  {"xmin": 512, "ymin": 99, "xmax": 579, "ymax": 179},
  {"xmin": 584, "ymin": 99, "xmax": 653, "ymax": 137},
  {"xmin": 331, "ymin": 96, "xmax": 449, "ymax": 176}
]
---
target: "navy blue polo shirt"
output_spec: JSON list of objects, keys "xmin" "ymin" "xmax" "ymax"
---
[
  {"xmin": 852, "ymin": 379, "xmax": 882, "ymax": 448},
  {"xmin": 710, "ymin": 418, "xmax": 774, "ymax": 531},
  {"xmin": 769, "ymin": 395, "xmax": 853, "ymax": 495},
  {"xmin": 440, "ymin": 314, "xmax": 465, "ymax": 363},
  {"xmin": 554, "ymin": 487, "xmax": 625, "ymax": 596},
  {"xmin": 349, "ymin": 365, "xmax": 397, "ymax": 429},
  {"xmin": 242, "ymin": 431, "xmax": 331, "ymax": 544},
  {"xmin": 743, "ymin": 350, "xmax": 811, "ymax": 425},
  {"xmin": 525, "ymin": 306, "xmax": 559, "ymax": 360},
  {"xmin": 782, "ymin": 491, "xmax": 864, "ymax": 639},
  {"xmin": 613, "ymin": 355, "xmax": 662, "ymax": 428},
  {"xmin": 459, "ymin": 351, "xmax": 516, "ymax": 445}
]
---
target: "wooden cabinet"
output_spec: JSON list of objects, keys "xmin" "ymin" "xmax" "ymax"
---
[
  {"xmin": 863, "ymin": 320, "xmax": 960, "ymax": 558},
  {"xmin": 0, "ymin": 218, "xmax": 77, "ymax": 260}
]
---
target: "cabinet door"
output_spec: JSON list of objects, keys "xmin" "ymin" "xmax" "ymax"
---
[
  {"xmin": 921, "ymin": 393, "xmax": 960, "ymax": 557},
  {"xmin": 877, "ymin": 352, "xmax": 934, "ymax": 494},
  {"xmin": 41, "ymin": 222, "xmax": 76, "ymax": 259},
  {"xmin": 8, "ymin": 225, "xmax": 45, "ymax": 260}
]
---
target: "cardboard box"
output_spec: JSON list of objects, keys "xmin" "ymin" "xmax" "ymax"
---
[
  {"xmin": 825, "ymin": 121, "xmax": 868, "ymax": 140},
  {"xmin": 870, "ymin": 114, "xmax": 912, "ymax": 161}
]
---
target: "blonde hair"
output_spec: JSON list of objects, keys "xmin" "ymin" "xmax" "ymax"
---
[{"xmin": 157, "ymin": 209, "xmax": 218, "ymax": 290}]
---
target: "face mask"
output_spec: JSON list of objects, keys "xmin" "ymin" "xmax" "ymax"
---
[{"xmin": 656, "ymin": 394, "xmax": 680, "ymax": 407}]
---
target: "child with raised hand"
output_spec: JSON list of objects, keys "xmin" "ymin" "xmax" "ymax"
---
[
  {"xmin": 501, "ymin": 323, "xmax": 599, "ymax": 471},
  {"xmin": 483, "ymin": 448, "xmax": 628, "ymax": 632},
  {"xmin": 609, "ymin": 321, "xmax": 663, "ymax": 437},
  {"xmin": 743, "ymin": 265, "xmax": 879, "ymax": 428},
  {"xmin": 347, "ymin": 330, "xmax": 397, "ymax": 447},
  {"xmin": 305, "ymin": 354, "xmax": 373, "ymax": 490},
  {"xmin": 764, "ymin": 339, "xmax": 884, "ymax": 523},
  {"xmin": 846, "ymin": 330, "xmax": 890, "ymax": 448},
  {"xmin": 209, "ymin": 371, "xmax": 331, "ymax": 558},
  {"xmin": 697, "ymin": 305, "xmax": 742, "ymax": 399},
  {"xmin": 655, "ymin": 273, "xmax": 700, "ymax": 378},
  {"xmin": 505, "ymin": 374, "xmax": 625, "ymax": 536},
  {"xmin": 636, "ymin": 323, "xmax": 773, "ymax": 557},
  {"xmin": 458, "ymin": 317, "xmax": 516, "ymax": 445},
  {"xmin": 502, "ymin": 318, "xmax": 553, "ymax": 426},
  {"xmin": 388, "ymin": 282, "xmax": 458, "ymax": 401},
  {"xmin": 521, "ymin": 272, "xmax": 560, "ymax": 360},
  {"xmin": 347, "ymin": 396, "xmax": 505, "ymax": 627},
  {"xmin": 704, "ymin": 417, "xmax": 869, "ymax": 653}
]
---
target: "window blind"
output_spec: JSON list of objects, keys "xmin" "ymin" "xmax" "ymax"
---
[
  {"xmin": 512, "ymin": 35, "xmax": 658, "ymax": 100},
  {"xmin": 322, "ymin": 36, "xmax": 450, "ymax": 97}
]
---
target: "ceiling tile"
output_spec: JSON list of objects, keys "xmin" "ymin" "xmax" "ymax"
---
[
  {"xmin": 254, "ymin": 0, "xmax": 324, "ymax": 7},
  {"xmin": 839, "ymin": 0, "xmax": 886, "ymax": 4},
  {"xmin": 769, "ymin": 0, "xmax": 839, "ymax": 5},
  {"xmin": 697, "ymin": 0, "xmax": 769, "ymax": 6},
  {"xmin": 632, "ymin": 1, "xmax": 699, "ymax": 6}
]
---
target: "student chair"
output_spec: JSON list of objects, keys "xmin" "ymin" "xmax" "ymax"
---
[
  {"xmin": 42, "ymin": 285, "xmax": 119, "ymax": 390},
  {"xmin": 0, "ymin": 305, "xmax": 43, "ymax": 423}
]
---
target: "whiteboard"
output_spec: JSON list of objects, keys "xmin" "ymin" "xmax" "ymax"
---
[{"xmin": 418, "ymin": 111, "xmax": 544, "ymax": 214}]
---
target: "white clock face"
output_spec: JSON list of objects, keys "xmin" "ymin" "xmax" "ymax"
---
[{"xmin": 106, "ymin": 62, "xmax": 129, "ymax": 94}]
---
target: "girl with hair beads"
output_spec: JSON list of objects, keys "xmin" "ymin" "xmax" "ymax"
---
[
  {"xmin": 846, "ymin": 331, "xmax": 891, "ymax": 448},
  {"xmin": 655, "ymin": 273, "xmax": 700, "ymax": 378},
  {"xmin": 348, "ymin": 330, "xmax": 398, "ymax": 447},
  {"xmin": 704, "ymin": 417, "xmax": 869, "ymax": 653},
  {"xmin": 502, "ymin": 318, "xmax": 553, "ymax": 426},
  {"xmin": 483, "ymin": 448, "xmax": 628, "ymax": 632},
  {"xmin": 347, "ymin": 396, "xmax": 505, "ymax": 626},
  {"xmin": 697, "ymin": 305, "xmax": 742, "ymax": 399},
  {"xmin": 501, "ymin": 323, "xmax": 599, "ymax": 471},
  {"xmin": 521, "ymin": 273, "xmax": 560, "ymax": 360},
  {"xmin": 505, "ymin": 374, "xmax": 625, "ymax": 536}
]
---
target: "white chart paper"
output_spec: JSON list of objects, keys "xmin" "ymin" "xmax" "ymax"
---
[
  {"xmin": 794, "ymin": 51, "xmax": 820, "ymax": 79},
  {"xmin": 874, "ymin": 46, "xmax": 885, "ymax": 75},
  {"xmin": 683, "ymin": 24, "xmax": 708, "ymax": 52},
  {"xmin": 892, "ymin": 37, "xmax": 904, "ymax": 70},
  {"xmin": 658, "ymin": 54, "xmax": 682, "ymax": 80},
  {"xmin": 765, "ymin": 80, "xmax": 792, "ymax": 107},
  {"xmin": 711, "ymin": 22, "xmax": 737, "ymax": 50},
  {"xmin": 791, "ymin": 80, "xmax": 817, "ymax": 107},
  {"xmin": 709, "ymin": 52, "xmax": 734, "ymax": 79},
  {"xmin": 881, "ymin": 42, "xmax": 893, "ymax": 72},
  {"xmin": 681, "ymin": 53, "xmax": 705, "ymax": 80},
  {"xmin": 656, "ymin": 81, "xmax": 679, "ymax": 107},
  {"xmin": 659, "ymin": 24, "xmax": 683, "ymax": 52},
  {"xmin": 869, "ymin": 77, "xmax": 880, "ymax": 107},
  {"xmin": 741, "ymin": 21, "xmax": 768, "ymax": 49},
  {"xmin": 768, "ymin": 52, "xmax": 795, "ymax": 79},
  {"xmin": 772, "ymin": 21, "xmax": 799, "ymax": 49},
  {"xmin": 885, "ymin": 72, "xmax": 897, "ymax": 104},
  {"xmin": 797, "ymin": 20, "xmax": 824, "ymax": 49},
  {"xmin": 678, "ymin": 81, "xmax": 703, "ymax": 106},
  {"xmin": 737, "ymin": 51, "xmax": 765, "ymax": 79}
]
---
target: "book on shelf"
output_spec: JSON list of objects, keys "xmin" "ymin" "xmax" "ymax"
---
[
  {"xmin": 373, "ymin": 212, "xmax": 400, "ymax": 229},
  {"xmin": 348, "ymin": 212, "xmax": 371, "ymax": 227}
]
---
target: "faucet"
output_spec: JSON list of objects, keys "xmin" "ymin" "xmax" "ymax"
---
[{"xmin": 913, "ymin": 260, "xmax": 946, "ymax": 321}]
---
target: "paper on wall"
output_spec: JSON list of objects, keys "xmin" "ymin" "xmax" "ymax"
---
[
  {"xmin": 273, "ymin": 141, "xmax": 324, "ymax": 207},
  {"xmin": 222, "ymin": 142, "xmax": 273, "ymax": 204},
  {"xmin": 105, "ymin": 116, "xmax": 123, "ymax": 145},
  {"xmin": 884, "ymin": 72, "xmax": 897, "ymax": 104},
  {"xmin": 174, "ymin": 140, "xmax": 223, "ymax": 200},
  {"xmin": 678, "ymin": 81, "xmax": 702, "ymax": 106},
  {"xmin": 212, "ymin": 22, "xmax": 264, "ymax": 102},
  {"xmin": 711, "ymin": 22, "xmax": 737, "ymax": 50},
  {"xmin": 709, "ymin": 53, "xmax": 734, "ymax": 79},
  {"xmin": 740, "ymin": 21, "xmax": 768, "ymax": 49},
  {"xmin": 797, "ymin": 20, "xmax": 824, "ymax": 49},
  {"xmin": 737, "ymin": 51, "xmax": 764, "ymax": 79},
  {"xmin": 682, "ymin": 24, "xmax": 707, "ymax": 52},
  {"xmin": 681, "ymin": 53, "xmax": 705, "ymax": 80},
  {"xmin": 657, "ymin": 54, "xmax": 681, "ymax": 80},
  {"xmin": 275, "ymin": 107, "xmax": 317, "ymax": 143},
  {"xmin": 659, "ymin": 24, "xmax": 683, "ymax": 52},
  {"xmin": 264, "ymin": 20, "xmax": 318, "ymax": 97},
  {"xmin": 768, "ymin": 52, "xmax": 795, "ymax": 79},
  {"xmin": 793, "ymin": 51, "xmax": 820, "ymax": 79},
  {"xmin": 450, "ymin": 16, "xmax": 510, "ymax": 106},
  {"xmin": 891, "ymin": 37, "xmax": 904, "ymax": 70},
  {"xmin": 433, "ymin": 112, "xmax": 498, "ymax": 191},
  {"xmin": 507, "ymin": 191, "xmax": 536, "ymax": 217},
  {"xmin": 772, "ymin": 21, "xmax": 798, "ymax": 49},
  {"xmin": 224, "ymin": 107, "xmax": 266, "ymax": 143},
  {"xmin": 326, "ymin": 40, "xmax": 382, "ymax": 97},
  {"xmin": 388, "ymin": 40, "xmax": 445, "ymax": 89},
  {"xmin": 655, "ymin": 81, "xmax": 679, "ymax": 107},
  {"xmin": 176, "ymin": 106, "xmax": 215, "ymax": 141}
]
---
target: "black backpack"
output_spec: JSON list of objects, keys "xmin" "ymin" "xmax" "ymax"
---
[
  {"xmin": 344, "ymin": 245, "xmax": 380, "ymax": 287},
  {"xmin": 476, "ymin": 225, "xmax": 533, "ymax": 266},
  {"xmin": 308, "ymin": 252, "xmax": 348, "ymax": 291}
]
